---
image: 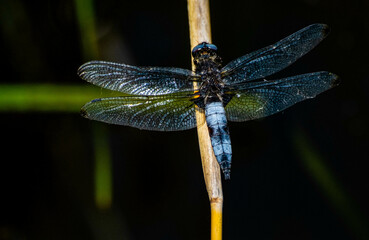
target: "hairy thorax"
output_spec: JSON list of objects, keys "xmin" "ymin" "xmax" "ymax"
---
[{"xmin": 193, "ymin": 47, "xmax": 225, "ymax": 106}]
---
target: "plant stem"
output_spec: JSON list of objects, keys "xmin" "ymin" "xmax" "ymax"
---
[{"xmin": 187, "ymin": 1, "xmax": 223, "ymax": 239}]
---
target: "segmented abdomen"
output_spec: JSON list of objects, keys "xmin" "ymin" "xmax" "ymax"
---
[{"xmin": 205, "ymin": 101, "xmax": 232, "ymax": 179}]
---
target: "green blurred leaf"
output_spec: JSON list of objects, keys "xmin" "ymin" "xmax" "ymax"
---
[{"xmin": 0, "ymin": 84, "xmax": 119, "ymax": 112}]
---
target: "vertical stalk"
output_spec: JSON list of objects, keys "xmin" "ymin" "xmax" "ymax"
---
[
  {"xmin": 187, "ymin": 1, "xmax": 223, "ymax": 239},
  {"xmin": 75, "ymin": 0, "xmax": 113, "ymax": 210}
]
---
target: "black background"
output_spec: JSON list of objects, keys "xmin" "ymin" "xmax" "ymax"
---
[{"xmin": 1, "ymin": 0, "xmax": 368, "ymax": 239}]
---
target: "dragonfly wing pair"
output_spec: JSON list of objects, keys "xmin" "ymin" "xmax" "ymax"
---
[
  {"xmin": 79, "ymin": 61, "xmax": 198, "ymax": 131},
  {"xmin": 221, "ymin": 24, "xmax": 338, "ymax": 121}
]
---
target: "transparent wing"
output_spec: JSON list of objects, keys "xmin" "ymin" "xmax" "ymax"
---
[
  {"xmin": 225, "ymin": 72, "xmax": 339, "ymax": 121},
  {"xmin": 221, "ymin": 24, "xmax": 330, "ymax": 84},
  {"xmin": 81, "ymin": 92, "xmax": 197, "ymax": 131},
  {"xmin": 78, "ymin": 61, "xmax": 198, "ymax": 95}
]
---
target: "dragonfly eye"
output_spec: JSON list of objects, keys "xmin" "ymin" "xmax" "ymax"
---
[
  {"xmin": 192, "ymin": 42, "xmax": 218, "ymax": 57},
  {"xmin": 192, "ymin": 42, "xmax": 206, "ymax": 56},
  {"xmin": 206, "ymin": 43, "xmax": 218, "ymax": 51}
]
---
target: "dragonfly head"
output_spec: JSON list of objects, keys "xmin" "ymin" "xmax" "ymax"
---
[{"xmin": 192, "ymin": 42, "xmax": 222, "ymax": 68}]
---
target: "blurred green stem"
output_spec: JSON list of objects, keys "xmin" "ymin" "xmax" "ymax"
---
[
  {"xmin": 75, "ymin": 0, "xmax": 114, "ymax": 211},
  {"xmin": 295, "ymin": 129, "xmax": 369, "ymax": 240},
  {"xmin": 75, "ymin": 0, "xmax": 99, "ymax": 59},
  {"xmin": 0, "ymin": 84, "xmax": 115, "ymax": 112},
  {"xmin": 93, "ymin": 124, "xmax": 113, "ymax": 210}
]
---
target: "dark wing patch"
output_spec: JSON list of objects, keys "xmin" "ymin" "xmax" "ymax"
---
[{"xmin": 225, "ymin": 72, "xmax": 339, "ymax": 121}]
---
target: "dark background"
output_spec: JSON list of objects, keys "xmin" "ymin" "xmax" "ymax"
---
[{"xmin": 1, "ymin": 0, "xmax": 368, "ymax": 239}]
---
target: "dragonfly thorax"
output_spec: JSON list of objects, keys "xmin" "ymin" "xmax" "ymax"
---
[{"xmin": 192, "ymin": 42, "xmax": 225, "ymax": 106}]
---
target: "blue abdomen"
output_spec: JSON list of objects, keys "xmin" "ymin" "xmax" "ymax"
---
[{"xmin": 205, "ymin": 101, "xmax": 232, "ymax": 179}]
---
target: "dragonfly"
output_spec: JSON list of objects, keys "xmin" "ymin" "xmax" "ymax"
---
[{"xmin": 78, "ymin": 23, "xmax": 339, "ymax": 180}]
